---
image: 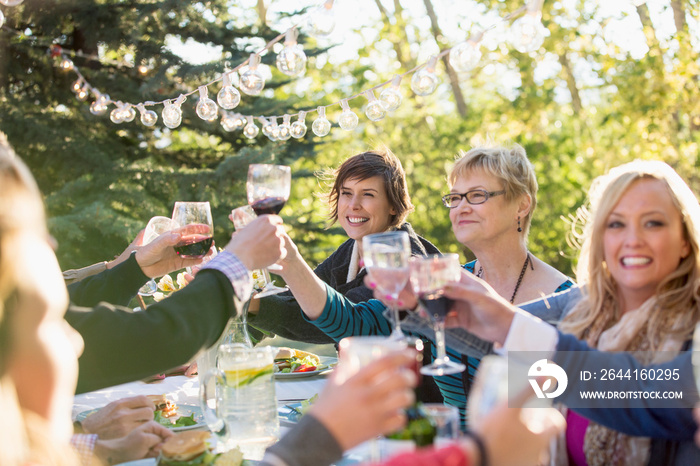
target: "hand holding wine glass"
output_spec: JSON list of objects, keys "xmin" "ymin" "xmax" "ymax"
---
[
  {"xmin": 171, "ymin": 201, "xmax": 214, "ymax": 259},
  {"xmin": 247, "ymin": 163, "xmax": 290, "ymax": 275},
  {"xmin": 409, "ymin": 253, "xmax": 465, "ymax": 376},
  {"xmin": 138, "ymin": 216, "xmax": 175, "ymax": 296},
  {"xmin": 362, "ymin": 231, "xmax": 411, "ymax": 341},
  {"xmin": 231, "ymin": 204, "xmax": 289, "ymax": 297}
]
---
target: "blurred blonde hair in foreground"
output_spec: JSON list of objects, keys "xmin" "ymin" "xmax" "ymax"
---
[{"xmin": 0, "ymin": 132, "xmax": 79, "ymax": 465}]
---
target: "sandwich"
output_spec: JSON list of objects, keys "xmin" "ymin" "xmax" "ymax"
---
[
  {"xmin": 158, "ymin": 431, "xmax": 216, "ymax": 466},
  {"xmin": 147, "ymin": 394, "xmax": 178, "ymax": 418}
]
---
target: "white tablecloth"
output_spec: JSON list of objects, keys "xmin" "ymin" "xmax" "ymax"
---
[{"xmin": 73, "ymin": 374, "xmax": 328, "ymax": 420}]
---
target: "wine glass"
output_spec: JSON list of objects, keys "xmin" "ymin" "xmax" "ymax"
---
[
  {"xmin": 246, "ymin": 163, "xmax": 291, "ymax": 277},
  {"xmin": 171, "ymin": 201, "xmax": 214, "ymax": 259},
  {"xmin": 137, "ymin": 216, "xmax": 175, "ymax": 297},
  {"xmin": 409, "ymin": 253, "xmax": 465, "ymax": 376},
  {"xmin": 231, "ymin": 204, "xmax": 289, "ymax": 298},
  {"xmin": 362, "ymin": 231, "xmax": 411, "ymax": 341}
]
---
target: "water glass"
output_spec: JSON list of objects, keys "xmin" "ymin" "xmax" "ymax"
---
[
  {"xmin": 419, "ymin": 404, "xmax": 460, "ymax": 447},
  {"xmin": 199, "ymin": 344, "xmax": 279, "ymax": 459}
]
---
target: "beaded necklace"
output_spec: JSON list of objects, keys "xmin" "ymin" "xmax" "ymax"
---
[{"xmin": 476, "ymin": 252, "xmax": 533, "ymax": 304}]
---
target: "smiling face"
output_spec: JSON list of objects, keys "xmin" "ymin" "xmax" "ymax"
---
[
  {"xmin": 602, "ymin": 178, "xmax": 690, "ymax": 311},
  {"xmin": 448, "ymin": 169, "xmax": 521, "ymax": 247},
  {"xmin": 337, "ymin": 176, "xmax": 396, "ymax": 242}
]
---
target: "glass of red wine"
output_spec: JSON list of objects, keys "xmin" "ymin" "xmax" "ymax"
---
[
  {"xmin": 171, "ymin": 201, "xmax": 214, "ymax": 259},
  {"xmin": 409, "ymin": 253, "xmax": 465, "ymax": 376},
  {"xmin": 246, "ymin": 164, "xmax": 291, "ymax": 276},
  {"xmin": 362, "ymin": 231, "xmax": 412, "ymax": 341}
]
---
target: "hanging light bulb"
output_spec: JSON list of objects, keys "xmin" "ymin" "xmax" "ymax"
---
[
  {"xmin": 243, "ymin": 115, "xmax": 259, "ymax": 139},
  {"xmin": 217, "ymin": 72, "xmax": 241, "ymax": 110},
  {"xmin": 71, "ymin": 78, "xmax": 83, "ymax": 93},
  {"xmin": 59, "ymin": 57, "xmax": 74, "ymax": 71},
  {"xmin": 278, "ymin": 115, "xmax": 292, "ymax": 141},
  {"xmin": 121, "ymin": 104, "xmax": 136, "ymax": 123},
  {"xmin": 364, "ymin": 90, "xmax": 386, "ymax": 122},
  {"xmin": 239, "ymin": 54, "xmax": 265, "ymax": 96},
  {"xmin": 449, "ymin": 33, "xmax": 483, "ymax": 72},
  {"xmin": 411, "ymin": 56, "xmax": 439, "ymax": 96},
  {"xmin": 162, "ymin": 95, "xmax": 186, "ymax": 129},
  {"xmin": 136, "ymin": 103, "xmax": 158, "ymax": 127},
  {"xmin": 380, "ymin": 75, "xmax": 403, "ymax": 112},
  {"xmin": 509, "ymin": 7, "xmax": 547, "ymax": 53},
  {"xmin": 261, "ymin": 117, "xmax": 275, "ymax": 139},
  {"xmin": 312, "ymin": 106, "xmax": 331, "ymax": 137},
  {"xmin": 90, "ymin": 101, "xmax": 106, "ymax": 115},
  {"xmin": 232, "ymin": 113, "xmax": 247, "ymax": 130},
  {"xmin": 290, "ymin": 111, "xmax": 307, "ymax": 139},
  {"xmin": 97, "ymin": 93, "xmax": 110, "ymax": 107},
  {"xmin": 110, "ymin": 102, "xmax": 125, "ymax": 124},
  {"xmin": 0, "ymin": 0, "xmax": 24, "ymax": 6},
  {"xmin": 269, "ymin": 117, "xmax": 281, "ymax": 141},
  {"xmin": 276, "ymin": 28, "xmax": 307, "ymax": 77},
  {"xmin": 220, "ymin": 112, "xmax": 238, "ymax": 132},
  {"xmin": 308, "ymin": 0, "xmax": 335, "ymax": 37},
  {"xmin": 0, "ymin": 10, "xmax": 4, "ymax": 29},
  {"xmin": 76, "ymin": 85, "xmax": 90, "ymax": 101},
  {"xmin": 338, "ymin": 99, "xmax": 358, "ymax": 131},
  {"xmin": 196, "ymin": 86, "xmax": 218, "ymax": 121}
]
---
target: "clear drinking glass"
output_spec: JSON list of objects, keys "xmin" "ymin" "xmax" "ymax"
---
[
  {"xmin": 246, "ymin": 164, "xmax": 291, "ymax": 278},
  {"xmin": 231, "ymin": 204, "xmax": 289, "ymax": 298},
  {"xmin": 171, "ymin": 201, "xmax": 214, "ymax": 259},
  {"xmin": 337, "ymin": 336, "xmax": 409, "ymax": 461},
  {"xmin": 362, "ymin": 231, "xmax": 411, "ymax": 341},
  {"xmin": 419, "ymin": 404, "xmax": 460, "ymax": 448},
  {"xmin": 137, "ymin": 216, "xmax": 175, "ymax": 297},
  {"xmin": 692, "ymin": 322, "xmax": 700, "ymax": 392},
  {"xmin": 200, "ymin": 343, "xmax": 279, "ymax": 459},
  {"xmin": 409, "ymin": 253, "xmax": 465, "ymax": 376}
]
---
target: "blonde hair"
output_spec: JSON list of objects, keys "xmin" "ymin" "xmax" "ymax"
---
[
  {"xmin": 448, "ymin": 144, "xmax": 537, "ymax": 237},
  {"xmin": 0, "ymin": 135, "xmax": 79, "ymax": 466},
  {"xmin": 560, "ymin": 160, "xmax": 700, "ymax": 350}
]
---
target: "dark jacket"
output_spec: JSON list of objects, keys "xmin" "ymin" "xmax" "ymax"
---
[
  {"xmin": 248, "ymin": 223, "xmax": 441, "ymax": 343},
  {"xmin": 65, "ymin": 254, "xmax": 241, "ymax": 393}
]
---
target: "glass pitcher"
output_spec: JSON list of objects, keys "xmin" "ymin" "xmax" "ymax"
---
[{"xmin": 200, "ymin": 343, "xmax": 279, "ymax": 459}]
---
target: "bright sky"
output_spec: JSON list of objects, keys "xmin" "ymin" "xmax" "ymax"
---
[{"xmin": 162, "ymin": 0, "xmax": 696, "ymax": 112}]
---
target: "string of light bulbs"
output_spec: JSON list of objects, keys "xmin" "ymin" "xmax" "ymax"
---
[{"xmin": 44, "ymin": 0, "xmax": 546, "ymax": 141}]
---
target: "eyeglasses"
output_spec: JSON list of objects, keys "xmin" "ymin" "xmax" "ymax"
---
[{"xmin": 441, "ymin": 189, "xmax": 505, "ymax": 208}]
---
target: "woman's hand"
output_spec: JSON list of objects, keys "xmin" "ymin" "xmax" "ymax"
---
[
  {"xmin": 363, "ymin": 275, "xmax": 418, "ymax": 311},
  {"xmin": 469, "ymin": 383, "xmax": 566, "ymax": 466},
  {"xmin": 94, "ymin": 421, "xmax": 174, "ymax": 464},
  {"xmin": 80, "ymin": 395, "xmax": 155, "ymax": 439}
]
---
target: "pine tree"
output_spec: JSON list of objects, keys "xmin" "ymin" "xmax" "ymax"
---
[{"xmin": 0, "ymin": 0, "xmax": 320, "ymax": 268}]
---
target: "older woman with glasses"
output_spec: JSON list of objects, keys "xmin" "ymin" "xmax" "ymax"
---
[{"xmin": 276, "ymin": 144, "xmax": 573, "ymax": 428}]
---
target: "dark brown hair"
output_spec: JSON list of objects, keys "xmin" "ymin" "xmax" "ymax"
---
[{"xmin": 326, "ymin": 148, "xmax": 414, "ymax": 228}]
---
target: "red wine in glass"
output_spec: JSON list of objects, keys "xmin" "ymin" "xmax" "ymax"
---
[
  {"xmin": 174, "ymin": 236, "xmax": 213, "ymax": 258},
  {"xmin": 251, "ymin": 197, "xmax": 286, "ymax": 216},
  {"xmin": 418, "ymin": 292, "xmax": 454, "ymax": 321}
]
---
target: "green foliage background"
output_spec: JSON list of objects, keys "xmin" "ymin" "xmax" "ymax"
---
[{"xmin": 1, "ymin": 0, "xmax": 699, "ymax": 280}]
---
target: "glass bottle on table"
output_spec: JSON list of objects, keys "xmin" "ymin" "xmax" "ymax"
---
[{"xmin": 246, "ymin": 164, "xmax": 291, "ymax": 296}]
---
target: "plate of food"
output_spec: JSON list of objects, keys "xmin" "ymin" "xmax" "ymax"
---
[
  {"xmin": 116, "ymin": 431, "xmax": 260, "ymax": 465},
  {"xmin": 77, "ymin": 395, "xmax": 207, "ymax": 432},
  {"xmin": 273, "ymin": 347, "xmax": 337, "ymax": 379}
]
